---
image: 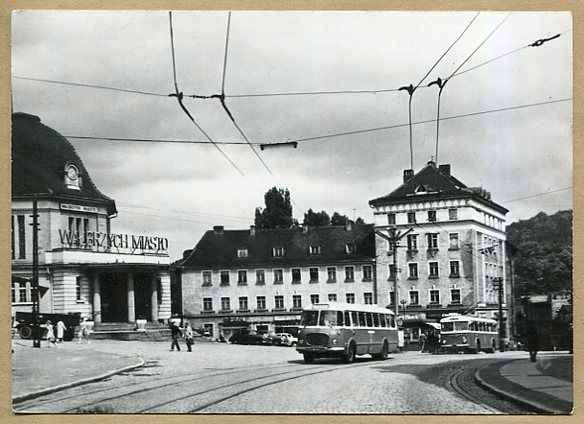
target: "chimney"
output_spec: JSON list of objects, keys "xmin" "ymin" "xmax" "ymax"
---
[
  {"xmin": 213, "ymin": 225, "xmax": 224, "ymax": 235},
  {"xmin": 403, "ymin": 169, "xmax": 414, "ymax": 183},
  {"xmin": 250, "ymin": 225, "xmax": 256, "ymax": 236},
  {"xmin": 438, "ymin": 164, "xmax": 451, "ymax": 176}
]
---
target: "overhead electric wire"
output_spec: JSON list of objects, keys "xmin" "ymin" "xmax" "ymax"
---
[
  {"xmin": 64, "ymin": 135, "xmax": 255, "ymax": 145},
  {"xmin": 500, "ymin": 187, "xmax": 572, "ymax": 204}
]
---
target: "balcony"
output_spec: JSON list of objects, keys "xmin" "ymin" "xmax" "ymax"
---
[{"xmin": 272, "ymin": 308, "xmax": 286, "ymax": 312}]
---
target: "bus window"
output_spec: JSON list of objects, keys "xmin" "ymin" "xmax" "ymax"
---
[
  {"xmin": 366, "ymin": 313, "xmax": 373, "ymax": 327},
  {"xmin": 389, "ymin": 315, "xmax": 395, "ymax": 328},
  {"xmin": 352, "ymin": 311, "xmax": 359, "ymax": 327},
  {"xmin": 373, "ymin": 313, "xmax": 380, "ymax": 327},
  {"xmin": 358, "ymin": 312, "xmax": 366, "ymax": 327},
  {"xmin": 300, "ymin": 310, "xmax": 319, "ymax": 326},
  {"xmin": 320, "ymin": 310, "xmax": 340, "ymax": 326},
  {"xmin": 442, "ymin": 322, "xmax": 454, "ymax": 332},
  {"xmin": 379, "ymin": 314, "xmax": 386, "ymax": 327},
  {"xmin": 455, "ymin": 322, "xmax": 469, "ymax": 331},
  {"xmin": 469, "ymin": 322, "xmax": 475, "ymax": 331},
  {"xmin": 344, "ymin": 311, "xmax": 351, "ymax": 326}
]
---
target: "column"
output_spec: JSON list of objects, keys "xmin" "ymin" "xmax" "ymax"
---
[
  {"xmin": 93, "ymin": 274, "xmax": 101, "ymax": 324},
  {"xmin": 150, "ymin": 274, "xmax": 159, "ymax": 322},
  {"xmin": 127, "ymin": 273, "xmax": 135, "ymax": 323}
]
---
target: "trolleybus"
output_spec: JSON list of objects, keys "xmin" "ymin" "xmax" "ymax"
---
[
  {"xmin": 296, "ymin": 302, "xmax": 399, "ymax": 363},
  {"xmin": 439, "ymin": 315, "xmax": 498, "ymax": 354}
]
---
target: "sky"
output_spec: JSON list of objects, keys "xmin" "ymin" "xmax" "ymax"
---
[{"xmin": 11, "ymin": 11, "xmax": 573, "ymax": 260}]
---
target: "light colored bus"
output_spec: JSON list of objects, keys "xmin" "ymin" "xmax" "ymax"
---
[
  {"xmin": 296, "ymin": 302, "xmax": 399, "ymax": 364},
  {"xmin": 439, "ymin": 315, "xmax": 498, "ymax": 354}
]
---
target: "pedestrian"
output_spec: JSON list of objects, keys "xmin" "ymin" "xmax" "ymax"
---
[
  {"xmin": 56, "ymin": 320, "xmax": 66, "ymax": 343},
  {"xmin": 184, "ymin": 323, "xmax": 195, "ymax": 352},
  {"xmin": 45, "ymin": 320, "xmax": 57, "ymax": 348},
  {"xmin": 526, "ymin": 324, "xmax": 539, "ymax": 362},
  {"xmin": 78, "ymin": 316, "xmax": 91, "ymax": 344},
  {"xmin": 170, "ymin": 318, "xmax": 182, "ymax": 351},
  {"xmin": 419, "ymin": 331, "xmax": 426, "ymax": 352}
]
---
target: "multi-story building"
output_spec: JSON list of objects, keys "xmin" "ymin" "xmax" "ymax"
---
[
  {"xmin": 369, "ymin": 161, "xmax": 509, "ymax": 343},
  {"xmin": 11, "ymin": 112, "xmax": 172, "ymax": 325},
  {"xmin": 172, "ymin": 223, "xmax": 375, "ymax": 339}
]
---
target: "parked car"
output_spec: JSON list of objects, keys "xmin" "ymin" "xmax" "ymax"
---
[
  {"xmin": 229, "ymin": 332, "xmax": 264, "ymax": 345},
  {"xmin": 275, "ymin": 333, "xmax": 298, "ymax": 347}
]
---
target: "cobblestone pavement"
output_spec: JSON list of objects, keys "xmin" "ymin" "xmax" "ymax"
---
[{"xmin": 13, "ymin": 338, "xmax": 531, "ymax": 415}]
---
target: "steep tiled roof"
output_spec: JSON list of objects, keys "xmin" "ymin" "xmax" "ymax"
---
[
  {"xmin": 12, "ymin": 113, "xmax": 117, "ymax": 215},
  {"xmin": 369, "ymin": 162, "xmax": 508, "ymax": 214},
  {"xmin": 175, "ymin": 224, "xmax": 375, "ymax": 270}
]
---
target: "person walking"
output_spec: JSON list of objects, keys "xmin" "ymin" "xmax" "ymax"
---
[
  {"xmin": 526, "ymin": 324, "xmax": 539, "ymax": 362},
  {"xmin": 170, "ymin": 319, "xmax": 183, "ymax": 351},
  {"xmin": 45, "ymin": 320, "xmax": 57, "ymax": 348},
  {"xmin": 184, "ymin": 323, "xmax": 195, "ymax": 352},
  {"xmin": 78, "ymin": 317, "xmax": 91, "ymax": 344},
  {"xmin": 56, "ymin": 320, "xmax": 66, "ymax": 343}
]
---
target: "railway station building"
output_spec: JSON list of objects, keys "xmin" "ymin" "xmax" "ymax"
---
[
  {"xmin": 369, "ymin": 161, "xmax": 510, "ymax": 345},
  {"xmin": 11, "ymin": 112, "xmax": 172, "ymax": 326},
  {"xmin": 172, "ymin": 223, "xmax": 376, "ymax": 340}
]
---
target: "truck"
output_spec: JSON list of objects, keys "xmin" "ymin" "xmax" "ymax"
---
[{"xmin": 14, "ymin": 311, "xmax": 81, "ymax": 341}]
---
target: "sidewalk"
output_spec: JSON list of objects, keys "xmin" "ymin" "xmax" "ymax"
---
[
  {"xmin": 12, "ymin": 339, "xmax": 144, "ymax": 403},
  {"xmin": 475, "ymin": 352, "xmax": 573, "ymax": 414}
]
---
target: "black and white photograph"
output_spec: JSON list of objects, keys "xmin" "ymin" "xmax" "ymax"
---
[{"xmin": 9, "ymin": 9, "xmax": 573, "ymax": 415}]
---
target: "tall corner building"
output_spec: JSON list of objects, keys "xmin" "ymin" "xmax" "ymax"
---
[
  {"xmin": 11, "ymin": 112, "xmax": 171, "ymax": 324},
  {"xmin": 369, "ymin": 161, "xmax": 509, "ymax": 341}
]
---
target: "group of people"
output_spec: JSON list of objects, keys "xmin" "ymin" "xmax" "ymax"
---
[
  {"xmin": 418, "ymin": 328, "xmax": 441, "ymax": 353},
  {"xmin": 44, "ymin": 317, "xmax": 91, "ymax": 347},
  {"xmin": 169, "ymin": 316, "xmax": 195, "ymax": 352}
]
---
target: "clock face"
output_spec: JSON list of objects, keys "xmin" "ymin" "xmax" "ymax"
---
[{"xmin": 67, "ymin": 165, "xmax": 78, "ymax": 180}]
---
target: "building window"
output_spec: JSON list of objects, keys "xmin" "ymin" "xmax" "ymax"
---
[
  {"xmin": 346, "ymin": 293, "xmax": 355, "ymax": 304},
  {"xmin": 362, "ymin": 265, "xmax": 372, "ymax": 281},
  {"xmin": 237, "ymin": 270, "xmax": 247, "ymax": 285},
  {"xmin": 237, "ymin": 248, "xmax": 248, "ymax": 258},
  {"xmin": 429, "ymin": 262, "xmax": 439, "ymax": 278},
  {"xmin": 387, "ymin": 213, "xmax": 396, "ymax": 225},
  {"xmin": 202, "ymin": 271, "xmax": 212, "ymax": 286},
  {"xmin": 309, "ymin": 245, "xmax": 321, "ymax": 255},
  {"xmin": 407, "ymin": 212, "xmax": 416, "ymax": 223},
  {"xmin": 292, "ymin": 295, "xmax": 302, "ymax": 309},
  {"xmin": 389, "ymin": 291, "xmax": 396, "ymax": 306},
  {"xmin": 449, "ymin": 233, "xmax": 459, "ymax": 249},
  {"xmin": 450, "ymin": 261, "xmax": 460, "ymax": 277},
  {"xmin": 364, "ymin": 292, "xmax": 373, "ymax": 304},
  {"xmin": 427, "ymin": 233, "xmax": 439, "ymax": 249},
  {"xmin": 345, "ymin": 243, "xmax": 356, "ymax": 254},
  {"xmin": 328, "ymin": 293, "xmax": 337, "ymax": 302},
  {"xmin": 220, "ymin": 297, "xmax": 230, "ymax": 311},
  {"xmin": 310, "ymin": 294, "xmax": 320, "ymax": 304},
  {"xmin": 345, "ymin": 266, "xmax": 355, "ymax": 282},
  {"xmin": 238, "ymin": 297, "xmax": 248, "ymax": 312},
  {"xmin": 407, "ymin": 234, "xmax": 418, "ymax": 250},
  {"xmin": 274, "ymin": 295, "xmax": 284, "ymax": 309},
  {"xmin": 17, "ymin": 215, "xmax": 26, "ymax": 259},
  {"xmin": 409, "ymin": 290, "xmax": 419, "ymax": 305},
  {"xmin": 309, "ymin": 267, "xmax": 319, "ymax": 283},
  {"xmin": 428, "ymin": 210, "xmax": 436, "ymax": 222},
  {"xmin": 76, "ymin": 276, "xmax": 83, "ymax": 301},
  {"xmin": 12, "ymin": 280, "xmax": 31, "ymax": 303},
  {"xmin": 451, "ymin": 289, "xmax": 461, "ymax": 304},
  {"xmin": 256, "ymin": 270, "xmax": 265, "ymax": 285},
  {"xmin": 273, "ymin": 269, "xmax": 283, "ymax": 284},
  {"xmin": 291, "ymin": 268, "xmax": 302, "ymax": 284},
  {"xmin": 430, "ymin": 290, "xmax": 440, "ymax": 304},
  {"xmin": 220, "ymin": 270, "xmax": 230, "ymax": 286},
  {"xmin": 408, "ymin": 263, "xmax": 418, "ymax": 279},
  {"xmin": 273, "ymin": 246, "xmax": 284, "ymax": 258},
  {"xmin": 203, "ymin": 297, "xmax": 213, "ymax": 312},
  {"xmin": 388, "ymin": 264, "xmax": 396, "ymax": 280},
  {"xmin": 449, "ymin": 208, "xmax": 458, "ymax": 221},
  {"xmin": 65, "ymin": 163, "xmax": 81, "ymax": 189},
  {"xmin": 327, "ymin": 267, "xmax": 337, "ymax": 283},
  {"xmin": 256, "ymin": 296, "xmax": 266, "ymax": 310}
]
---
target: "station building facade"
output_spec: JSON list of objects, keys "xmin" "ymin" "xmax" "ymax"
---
[
  {"xmin": 11, "ymin": 113, "xmax": 172, "ymax": 325},
  {"xmin": 369, "ymin": 161, "xmax": 510, "ymax": 343},
  {"xmin": 173, "ymin": 223, "xmax": 376, "ymax": 339}
]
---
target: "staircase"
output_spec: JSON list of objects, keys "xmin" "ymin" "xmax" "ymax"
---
[{"xmin": 90, "ymin": 321, "xmax": 171, "ymax": 341}]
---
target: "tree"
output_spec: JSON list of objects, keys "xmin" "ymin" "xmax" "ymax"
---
[
  {"xmin": 254, "ymin": 187, "xmax": 294, "ymax": 229},
  {"xmin": 331, "ymin": 212, "xmax": 350, "ymax": 226},
  {"xmin": 303, "ymin": 209, "xmax": 330, "ymax": 226}
]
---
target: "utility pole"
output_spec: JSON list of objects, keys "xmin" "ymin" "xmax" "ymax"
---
[
  {"xmin": 30, "ymin": 200, "xmax": 41, "ymax": 348},
  {"xmin": 493, "ymin": 277, "xmax": 505, "ymax": 352}
]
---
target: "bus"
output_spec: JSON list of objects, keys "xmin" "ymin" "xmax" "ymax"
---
[
  {"xmin": 296, "ymin": 302, "xmax": 399, "ymax": 364},
  {"xmin": 439, "ymin": 315, "xmax": 498, "ymax": 354}
]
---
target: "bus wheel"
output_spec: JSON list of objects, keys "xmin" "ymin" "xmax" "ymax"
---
[
  {"xmin": 303, "ymin": 353, "xmax": 315, "ymax": 364},
  {"xmin": 343, "ymin": 343, "xmax": 356, "ymax": 364},
  {"xmin": 373, "ymin": 341, "xmax": 389, "ymax": 360},
  {"xmin": 475, "ymin": 340, "xmax": 481, "ymax": 354},
  {"xmin": 19, "ymin": 325, "xmax": 32, "ymax": 340}
]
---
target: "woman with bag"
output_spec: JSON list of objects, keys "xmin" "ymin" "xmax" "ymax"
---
[{"xmin": 184, "ymin": 323, "xmax": 195, "ymax": 352}]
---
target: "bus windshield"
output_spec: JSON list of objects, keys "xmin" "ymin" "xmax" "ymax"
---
[
  {"xmin": 300, "ymin": 310, "xmax": 319, "ymax": 326},
  {"xmin": 319, "ymin": 310, "xmax": 343, "ymax": 327},
  {"xmin": 441, "ymin": 321, "xmax": 469, "ymax": 332}
]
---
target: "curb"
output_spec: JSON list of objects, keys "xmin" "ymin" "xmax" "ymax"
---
[
  {"xmin": 13, "ymin": 357, "xmax": 145, "ymax": 404},
  {"xmin": 473, "ymin": 361, "xmax": 561, "ymax": 414}
]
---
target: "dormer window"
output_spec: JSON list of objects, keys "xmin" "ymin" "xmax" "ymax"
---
[
  {"xmin": 273, "ymin": 246, "xmax": 284, "ymax": 258},
  {"xmin": 309, "ymin": 245, "xmax": 321, "ymax": 255},
  {"xmin": 237, "ymin": 248, "xmax": 248, "ymax": 258},
  {"xmin": 415, "ymin": 184, "xmax": 429, "ymax": 194},
  {"xmin": 64, "ymin": 163, "xmax": 81, "ymax": 190},
  {"xmin": 345, "ymin": 243, "xmax": 356, "ymax": 254}
]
